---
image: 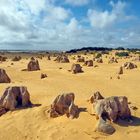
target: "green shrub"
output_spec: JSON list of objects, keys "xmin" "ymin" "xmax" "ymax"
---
[
  {"xmin": 95, "ymin": 53, "xmax": 102, "ymax": 58},
  {"xmin": 115, "ymin": 52, "xmax": 129, "ymax": 57}
]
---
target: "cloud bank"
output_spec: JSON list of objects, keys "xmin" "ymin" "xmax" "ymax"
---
[{"xmin": 0, "ymin": 0, "xmax": 139, "ymax": 50}]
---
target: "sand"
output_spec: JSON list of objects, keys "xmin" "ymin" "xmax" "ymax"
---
[{"xmin": 0, "ymin": 52, "xmax": 140, "ymax": 140}]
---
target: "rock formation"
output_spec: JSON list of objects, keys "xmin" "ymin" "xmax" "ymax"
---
[
  {"xmin": 47, "ymin": 55, "xmax": 51, "ymax": 60},
  {"xmin": 41, "ymin": 73, "xmax": 47, "ymax": 79},
  {"xmin": 108, "ymin": 57, "xmax": 118, "ymax": 64},
  {"xmin": 90, "ymin": 91, "xmax": 104, "ymax": 104},
  {"xmin": 12, "ymin": 56, "xmax": 21, "ymax": 61},
  {"xmin": 54, "ymin": 55, "xmax": 69, "ymax": 63},
  {"xmin": 0, "ymin": 86, "xmax": 31, "ymax": 111},
  {"xmin": 118, "ymin": 66, "xmax": 123, "ymax": 74},
  {"xmin": 96, "ymin": 58, "xmax": 103, "ymax": 63},
  {"xmin": 132, "ymin": 56, "xmax": 140, "ymax": 62},
  {"xmin": 27, "ymin": 57, "xmax": 40, "ymax": 71},
  {"xmin": 123, "ymin": 62, "xmax": 137, "ymax": 69},
  {"xmin": 0, "ymin": 56, "xmax": 7, "ymax": 62},
  {"xmin": 0, "ymin": 69, "xmax": 11, "ymax": 83},
  {"xmin": 83, "ymin": 60, "xmax": 93, "ymax": 67},
  {"xmin": 77, "ymin": 56, "xmax": 85, "ymax": 62},
  {"xmin": 90, "ymin": 92, "xmax": 131, "ymax": 134},
  {"xmin": 71, "ymin": 64, "xmax": 83, "ymax": 74},
  {"xmin": 48, "ymin": 93, "xmax": 78, "ymax": 119}
]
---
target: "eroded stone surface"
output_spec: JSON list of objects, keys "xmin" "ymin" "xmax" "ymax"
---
[
  {"xmin": 27, "ymin": 58, "xmax": 40, "ymax": 71},
  {"xmin": 48, "ymin": 93, "xmax": 78, "ymax": 119},
  {"xmin": 0, "ymin": 86, "xmax": 31, "ymax": 111},
  {"xmin": 0, "ymin": 69, "xmax": 11, "ymax": 83},
  {"xmin": 71, "ymin": 64, "xmax": 83, "ymax": 74}
]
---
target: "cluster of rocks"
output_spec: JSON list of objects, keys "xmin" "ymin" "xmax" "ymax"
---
[
  {"xmin": 0, "ymin": 75, "xmax": 134, "ymax": 136},
  {"xmin": 83, "ymin": 60, "xmax": 93, "ymax": 67},
  {"xmin": 0, "ymin": 53, "xmax": 138, "ymax": 136},
  {"xmin": 108, "ymin": 57, "xmax": 118, "ymax": 64},
  {"xmin": 96, "ymin": 58, "xmax": 103, "ymax": 63},
  {"xmin": 117, "ymin": 62, "xmax": 137, "ymax": 76},
  {"xmin": 0, "ymin": 56, "xmax": 7, "ymax": 62},
  {"xmin": 123, "ymin": 62, "xmax": 137, "ymax": 69},
  {"xmin": 37, "ymin": 56, "xmax": 43, "ymax": 59},
  {"xmin": 77, "ymin": 56, "xmax": 85, "ymax": 62},
  {"xmin": 90, "ymin": 92, "xmax": 131, "ymax": 134},
  {"xmin": 12, "ymin": 56, "xmax": 22, "ymax": 61},
  {"xmin": 54, "ymin": 55, "xmax": 70, "ymax": 63}
]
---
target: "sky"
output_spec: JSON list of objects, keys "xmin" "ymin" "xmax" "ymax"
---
[{"xmin": 0, "ymin": 0, "xmax": 140, "ymax": 50}]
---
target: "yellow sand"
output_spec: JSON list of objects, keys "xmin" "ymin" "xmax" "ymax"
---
[{"xmin": 0, "ymin": 53, "xmax": 140, "ymax": 140}]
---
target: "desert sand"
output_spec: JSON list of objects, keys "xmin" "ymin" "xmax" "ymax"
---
[{"xmin": 0, "ymin": 52, "xmax": 140, "ymax": 140}]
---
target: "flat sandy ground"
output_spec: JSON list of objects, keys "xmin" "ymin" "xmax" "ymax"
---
[{"xmin": 0, "ymin": 52, "xmax": 140, "ymax": 140}]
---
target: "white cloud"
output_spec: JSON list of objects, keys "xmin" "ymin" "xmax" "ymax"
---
[
  {"xmin": 21, "ymin": 0, "xmax": 46, "ymax": 14},
  {"xmin": 88, "ymin": 10, "xmax": 116, "ymax": 28},
  {"xmin": 46, "ymin": 6, "xmax": 70, "ymax": 21},
  {"xmin": 66, "ymin": 18, "xmax": 79, "ymax": 31},
  {"xmin": 0, "ymin": 0, "xmax": 139, "ymax": 50},
  {"xmin": 87, "ymin": 1, "xmax": 127, "ymax": 28},
  {"xmin": 65, "ymin": 0, "xmax": 89, "ymax": 6}
]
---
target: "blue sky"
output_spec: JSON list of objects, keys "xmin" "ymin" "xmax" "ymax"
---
[{"xmin": 0, "ymin": 0, "xmax": 140, "ymax": 50}]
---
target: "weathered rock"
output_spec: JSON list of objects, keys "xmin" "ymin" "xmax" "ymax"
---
[
  {"xmin": 95, "ymin": 117, "xmax": 116, "ymax": 135},
  {"xmin": 47, "ymin": 55, "xmax": 51, "ymax": 60},
  {"xmin": 123, "ymin": 62, "xmax": 137, "ymax": 69},
  {"xmin": 0, "ymin": 69, "xmax": 11, "ymax": 83},
  {"xmin": 83, "ymin": 60, "xmax": 93, "ymax": 67},
  {"xmin": 12, "ymin": 56, "xmax": 21, "ymax": 61},
  {"xmin": 54, "ymin": 55, "xmax": 69, "ymax": 63},
  {"xmin": 0, "ymin": 56, "xmax": 7, "ymax": 62},
  {"xmin": 117, "ymin": 75, "xmax": 120, "ymax": 79},
  {"xmin": 118, "ymin": 66, "xmax": 123, "ymax": 74},
  {"xmin": 60, "ymin": 56, "xmax": 70, "ymax": 63},
  {"xmin": 27, "ymin": 58, "xmax": 40, "ymax": 71},
  {"xmin": 31, "ymin": 57, "xmax": 35, "ymax": 61},
  {"xmin": 54, "ymin": 56, "xmax": 60, "ymax": 62},
  {"xmin": 90, "ymin": 91, "xmax": 104, "ymax": 104},
  {"xmin": 77, "ymin": 56, "xmax": 85, "ymax": 62},
  {"xmin": 71, "ymin": 64, "xmax": 83, "ymax": 74},
  {"xmin": 91, "ymin": 92, "xmax": 131, "ymax": 134},
  {"xmin": 108, "ymin": 57, "xmax": 118, "ymax": 64},
  {"xmin": 41, "ymin": 73, "xmax": 47, "ymax": 79},
  {"xmin": 0, "ymin": 86, "xmax": 31, "ymax": 111},
  {"xmin": 37, "ymin": 56, "xmax": 43, "ymax": 59},
  {"xmin": 96, "ymin": 58, "xmax": 103, "ymax": 63},
  {"xmin": 94, "ymin": 96, "xmax": 131, "ymax": 122},
  {"xmin": 0, "ymin": 106, "xmax": 7, "ymax": 116},
  {"xmin": 132, "ymin": 56, "xmax": 140, "ymax": 62},
  {"xmin": 48, "ymin": 93, "xmax": 78, "ymax": 119}
]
